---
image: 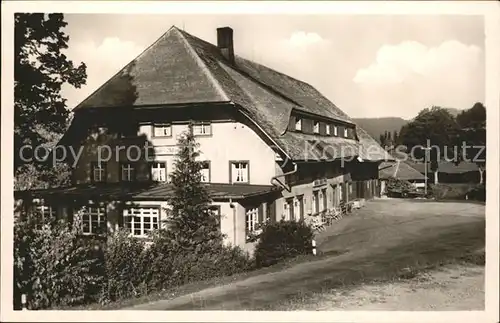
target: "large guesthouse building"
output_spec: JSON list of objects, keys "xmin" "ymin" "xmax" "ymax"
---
[{"xmin": 15, "ymin": 26, "xmax": 390, "ymax": 253}]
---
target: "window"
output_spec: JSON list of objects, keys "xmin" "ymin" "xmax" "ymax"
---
[
  {"xmin": 245, "ymin": 207, "xmax": 259, "ymax": 235},
  {"xmin": 209, "ymin": 205, "xmax": 222, "ymax": 227},
  {"xmin": 294, "ymin": 195, "xmax": 304, "ymax": 221},
  {"xmin": 312, "ymin": 191, "xmax": 319, "ymax": 214},
  {"xmin": 230, "ymin": 161, "xmax": 249, "ymax": 183},
  {"xmin": 121, "ymin": 163, "xmax": 136, "ymax": 182},
  {"xmin": 321, "ymin": 189, "xmax": 327, "ymax": 211},
  {"xmin": 333, "ymin": 125, "xmax": 338, "ymax": 136},
  {"xmin": 151, "ymin": 162, "xmax": 167, "ymax": 182},
  {"xmin": 152, "ymin": 123, "xmax": 172, "ymax": 137},
  {"xmin": 33, "ymin": 200, "xmax": 56, "ymax": 222},
  {"xmin": 326, "ymin": 124, "xmax": 331, "ymax": 135},
  {"xmin": 285, "ymin": 198, "xmax": 294, "ymax": 221},
  {"xmin": 193, "ymin": 122, "xmax": 212, "ymax": 136},
  {"xmin": 91, "ymin": 162, "xmax": 107, "ymax": 183},
  {"xmin": 332, "ymin": 184, "xmax": 339, "ymax": 207},
  {"xmin": 313, "ymin": 121, "xmax": 319, "ymax": 134},
  {"xmin": 123, "ymin": 207, "xmax": 160, "ymax": 238},
  {"xmin": 344, "ymin": 127, "xmax": 348, "ymax": 138},
  {"xmin": 318, "ymin": 189, "xmax": 326, "ymax": 212},
  {"xmin": 295, "ymin": 118, "xmax": 302, "ymax": 131},
  {"xmin": 79, "ymin": 206, "xmax": 106, "ymax": 235},
  {"xmin": 35, "ymin": 204, "xmax": 55, "ymax": 219},
  {"xmin": 200, "ymin": 161, "xmax": 210, "ymax": 183}
]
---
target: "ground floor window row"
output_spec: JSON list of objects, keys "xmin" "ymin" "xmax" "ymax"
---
[{"xmin": 25, "ymin": 203, "xmax": 220, "ymax": 238}]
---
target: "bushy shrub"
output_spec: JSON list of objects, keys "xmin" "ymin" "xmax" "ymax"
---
[
  {"xmin": 429, "ymin": 183, "xmax": 481, "ymax": 200},
  {"xmin": 466, "ymin": 184, "xmax": 486, "ymax": 201},
  {"xmin": 254, "ymin": 220, "xmax": 314, "ymax": 268},
  {"xmin": 101, "ymin": 229, "xmax": 150, "ymax": 302},
  {"xmin": 144, "ymin": 230, "xmax": 253, "ymax": 290},
  {"xmin": 14, "ymin": 218, "xmax": 105, "ymax": 310}
]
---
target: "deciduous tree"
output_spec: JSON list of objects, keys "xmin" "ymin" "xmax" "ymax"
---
[{"xmin": 14, "ymin": 13, "xmax": 86, "ymax": 188}]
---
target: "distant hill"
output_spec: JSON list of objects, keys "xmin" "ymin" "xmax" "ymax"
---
[
  {"xmin": 445, "ymin": 108, "xmax": 461, "ymax": 117},
  {"xmin": 353, "ymin": 117, "xmax": 408, "ymax": 143},
  {"xmin": 354, "ymin": 108, "xmax": 463, "ymax": 143}
]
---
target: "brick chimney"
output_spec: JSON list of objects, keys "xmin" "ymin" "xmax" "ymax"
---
[{"xmin": 217, "ymin": 27, "xmax": 234, "ymax": 64}]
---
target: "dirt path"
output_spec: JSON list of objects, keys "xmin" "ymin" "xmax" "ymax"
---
[
  {"xmin": 275, "ymin": 264, "xmax": 484, "ymax": 310},
  {"xmin": 124, "ymin": 200, "xmax": 485, "ymax": 311}
]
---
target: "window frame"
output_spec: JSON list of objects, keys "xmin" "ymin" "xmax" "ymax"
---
[
  {"xmin": 152, "ymin": 123, "xmax": 172, "ymax": 138},
  {"xmin": 91, "ymin": 161, "xmax": 107, "ymax": 183},
  {"xmin": 333, "ymin": 125, "xmax": 338, "ymax": 136},
  {"xmin": 123, "ymin": 206, "xmax": 160, "ymax": 238},
  {"xmin": 78, "ymin": 205, "xmax": 107, "ymax": 236},
  {"xmin": 344, "ymin": 127, "xmax": 349, "ymax": 138},
  {"xmin": 312, "ymin": 190, "xmax": 320, "ymax": 214},
  {"xmin": 313, "ymin": 120, "xmax": 320, "ymax": 134},
  {"xmin": 229, "ymin": 160, "xmax": 250, "ymax": 184},
  {"xmin": 295, "ymin": 118, "xmax": 303, "ymax": 131},
  {"xmin": 245, "ymin": 206, "xmax": 260, "ymax": 240},
  {"xmin": 200, "ymin": 160, "xmax": 211, "ymax": 183},
  {"xmin": 326, "ymin": 124, "xmax": 331, "ymax": 135},
  {"xmin": 150, "ymin": 161, "xmax": 167, "ymax": 182},
  {"xmin": 193, "ymin": 121, "xmax": 212, "ymax": 137},
  {"xmin": 120, "ymin": 162, "xmax": 137, "ymax": 182}
]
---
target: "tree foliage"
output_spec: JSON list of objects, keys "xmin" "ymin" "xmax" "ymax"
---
[
  {"xmin": 457, "ymin": 102, "xmax": 486, "ymax": 183},
  {"xmin": 164, "ymin": 124, "xmax": 224, "ymax": 253},
  {"xmin": 398, "ymin": 106, "xmax": 461, "ymax": 168},
  {"xmin": 14, "ymin": 13, "xmax": 86, "ymax": 187}
]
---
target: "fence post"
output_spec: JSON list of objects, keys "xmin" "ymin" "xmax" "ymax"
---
[
  {"xmin": 21, "ymin": 294, "xmax": 27, "ymax": 311},
  {"xmin": 312, "ymin": 239, "xmax": 317, "ymax": 256}
]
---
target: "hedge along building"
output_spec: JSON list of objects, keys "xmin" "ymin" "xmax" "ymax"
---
[{"xmin": 15, "ymin": 26, "xmax": 391, "ymax": 254}]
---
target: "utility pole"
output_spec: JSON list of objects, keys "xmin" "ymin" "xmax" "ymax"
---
[{"xmin": 422, "ymin": 142, "xmax": 431, "ymax": 196}]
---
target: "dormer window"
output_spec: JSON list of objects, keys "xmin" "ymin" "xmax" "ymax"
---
[
  {"xmin": 313, "ymin": 121, "xmax": 319, "ymax": 134},
  {"xmin": 333, "ymin": 125, "xmax": 338, "ymax": 136},
  {"xmin": 295, "ymin": 118, "xmax": 302, "ymax": 131}
]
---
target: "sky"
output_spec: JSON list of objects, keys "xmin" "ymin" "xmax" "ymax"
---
[{"xmin": 61, "ymin": 14, "xmax": 485, "ymax": 120}]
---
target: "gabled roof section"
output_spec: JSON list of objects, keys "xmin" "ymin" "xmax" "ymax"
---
[
  {"xmin": 74, "ymin": 27, "xmax": 229, "ymax": 110},
  {"xmin": 379, "ymin": 161, "xmax": 426, "ymax": 181},
  {"xmin": 71, "ymin": 26, "xmax": 389, "ymax": 162}
]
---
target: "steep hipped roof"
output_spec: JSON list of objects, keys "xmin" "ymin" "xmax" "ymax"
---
[
  {"xmin": 379, "ymin": 161, "xmax": 426, "ymax": 181},
  {"xmin": 72, "ymin": 26, "xmax": 390, "ymax": 162}
]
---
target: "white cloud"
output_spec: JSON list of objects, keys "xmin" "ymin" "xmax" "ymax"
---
[
  {"xmin": 349, "ymin": 40, "xmax": 483, "ymax": 119},
  {"xmin": 353, "ymin": 40, "xmax": 482, "ymax": 84},
  {"xmin": 287, "ymin": 31, "xmax": 324, "ymax": 47},
  {"xmin": 61, "ymin": 37, "xmax": 146, "ymax": 109}
]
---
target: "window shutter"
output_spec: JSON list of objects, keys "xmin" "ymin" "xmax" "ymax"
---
[
  {"xmin": 258, "ymin": 204, "xmax": 264, "ymax": 223},
  {"xmin": 338, "ymin": 125, "xmax": 344, "ymax": 137},
  {"xmin": 319, "ymin": 122, "xmax": 327, "ymax": 135}
]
